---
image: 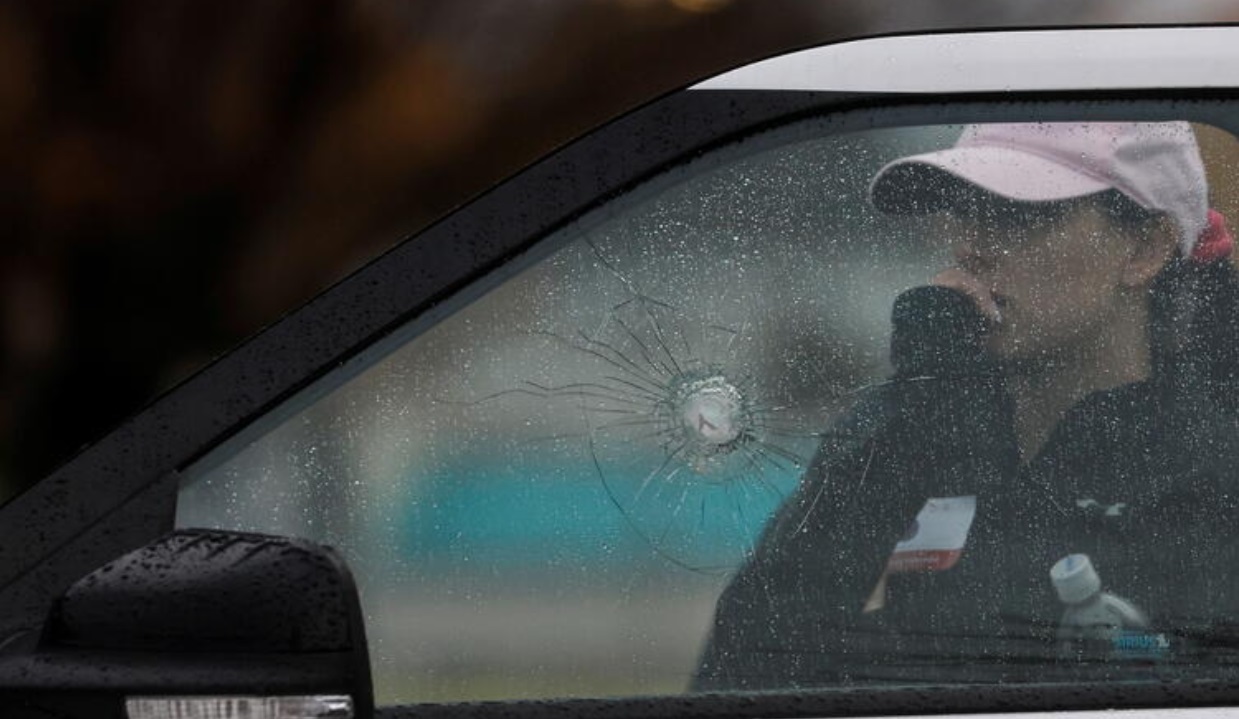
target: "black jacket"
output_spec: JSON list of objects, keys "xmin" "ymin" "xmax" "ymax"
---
[{"xmin": 694, "ymin": 287, "xmax": 1239, "ymax": 690}]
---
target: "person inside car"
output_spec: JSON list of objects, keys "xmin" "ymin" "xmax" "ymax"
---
[{"xmin": 694, "ymin": 122, "xmax": 1239, "ymax": 689}]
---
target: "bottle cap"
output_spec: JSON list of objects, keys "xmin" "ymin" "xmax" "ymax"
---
[{"xmin": 1050, "ymin": 553, "xmax": 1101, "ymax": 604}]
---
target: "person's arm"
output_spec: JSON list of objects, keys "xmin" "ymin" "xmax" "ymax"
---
[{"xmin": 692, "ymin": 286, "xmax": 1019, "ymax": 691}]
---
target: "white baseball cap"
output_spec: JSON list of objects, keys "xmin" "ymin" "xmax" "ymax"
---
[{"xmin": 870, "ymin": 122, "xmax": 1210, "ymax": 255}]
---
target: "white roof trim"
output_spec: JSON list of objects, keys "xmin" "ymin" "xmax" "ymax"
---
[{"xmin": 692, "ymin": 27, "xmax": 1239, "ymax": 93}]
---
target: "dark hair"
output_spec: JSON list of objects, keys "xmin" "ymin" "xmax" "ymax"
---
[
  {"xmin": 1150, "ymin": 255, "xmax": 1239, "ymax": 398},
  {"xmin": 1096, "ymin": 190, "xmax": 1239, "ymax": 404}
]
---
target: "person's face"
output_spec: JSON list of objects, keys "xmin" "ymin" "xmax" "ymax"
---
[{"xmin": 938, "ymin": 197, "xmax": 1166, "ymax": 365}]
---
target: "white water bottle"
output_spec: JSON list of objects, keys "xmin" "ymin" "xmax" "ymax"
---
[{"xmin": 1050, "ymin": 554, "xmax": 1152, "ymax": 660}]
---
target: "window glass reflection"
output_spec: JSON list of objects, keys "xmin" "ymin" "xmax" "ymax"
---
[
  {"xmin": 698, "ymin": 121, "xmax": 1239, "ymax": 688},
  {"xmin": 177, "ymin": 119, "xmax": 1239, "ymax": 703}
]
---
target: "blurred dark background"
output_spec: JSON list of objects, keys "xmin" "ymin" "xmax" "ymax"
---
[{"xmin": 2, "ymin": 0, "xmax": 1237, "ymax": 502}]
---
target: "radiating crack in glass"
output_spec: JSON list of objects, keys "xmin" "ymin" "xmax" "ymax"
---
[{"xmin": 457, "ymin": 242, "xmax": 827, "ymax": 573}]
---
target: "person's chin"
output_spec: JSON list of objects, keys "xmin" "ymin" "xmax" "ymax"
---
[
  {"xmin": 992, "ymin": 343, "xmax": 1069, "ymax": 378},
  {"xmin": 987, "ymin": 332, "xmax": 1047, "ymax": 372}
]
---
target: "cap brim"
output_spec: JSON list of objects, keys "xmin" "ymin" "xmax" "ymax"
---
[{"xmin": 870, "ymin": 145, "xmax": 1113, "ymax": 215}]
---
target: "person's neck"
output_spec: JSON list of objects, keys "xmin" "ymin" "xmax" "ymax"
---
[{"xmin": 1006, "ymin": 304, "xmax": 1151, "ymax": 462}]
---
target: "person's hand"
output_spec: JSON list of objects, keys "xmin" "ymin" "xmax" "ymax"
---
[{"xmin": 931, "ymin": 268, "xmax": 1003, "ymax": 325}]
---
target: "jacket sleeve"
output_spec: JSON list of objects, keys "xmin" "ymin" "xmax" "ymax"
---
[{"xmin": 692, "ymin": 286, "xmax": 1020, "ymax": 691}]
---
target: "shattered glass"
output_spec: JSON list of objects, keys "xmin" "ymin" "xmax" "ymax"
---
[
  {"xmin": 176, "ymin": 122, "xmax": 959, "ymax": 702},
  {"xmin": 458, "ymin": 240, "xmax": 822, "ymax": 572}
]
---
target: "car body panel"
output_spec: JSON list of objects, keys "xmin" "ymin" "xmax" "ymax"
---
[{"xmin": 4, "ymin": 8, "xmax": 1239, "ymax": 716}]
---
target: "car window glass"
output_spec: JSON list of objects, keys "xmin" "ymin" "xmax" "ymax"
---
[{"xmin": 176, "ymin": 116, "xmax": 1239, "ymax": 704}]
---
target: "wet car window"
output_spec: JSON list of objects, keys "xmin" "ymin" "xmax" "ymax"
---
[{"xmin": 176, "ymin": 117, "xmax": 1239, "ymax": 704}]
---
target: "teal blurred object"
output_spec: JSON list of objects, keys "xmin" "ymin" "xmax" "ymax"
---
[{"xmin": 401, "ymin": 457, "xmax": 802, "ymax": 571}]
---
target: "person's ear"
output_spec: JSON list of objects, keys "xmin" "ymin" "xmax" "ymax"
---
[{"xmin": 1121, "ymin": 217, "xmax": 1177, "ymax": 289}]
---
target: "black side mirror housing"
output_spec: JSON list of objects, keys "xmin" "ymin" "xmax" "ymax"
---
[{"xmin": 0, "ymin": 529, "xmax": 373, "ymax": 719}]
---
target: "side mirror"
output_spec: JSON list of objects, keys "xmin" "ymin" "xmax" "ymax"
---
[{"xmin": 0, "ymin": 529, "xmax": 373, "ymax": 719}]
